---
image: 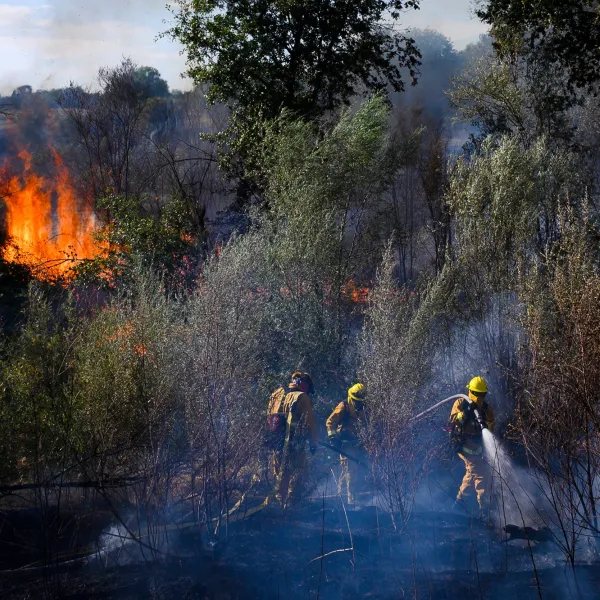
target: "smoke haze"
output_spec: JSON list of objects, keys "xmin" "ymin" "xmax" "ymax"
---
[
  {"xmin": 0, "ymin": 0, "xmax": 190, "ymax": 94},
  {"xmin": 0, "ymin": 0, "xmax": 489, "ymax": 95}
]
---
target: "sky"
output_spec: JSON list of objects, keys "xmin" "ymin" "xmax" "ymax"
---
[{"xmin": 0, "ymin": 0, "xmax": 489, "ymax": 95}]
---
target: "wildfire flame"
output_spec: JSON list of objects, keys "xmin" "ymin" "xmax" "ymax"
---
[
  {"xmin": 1, "ymin": 148, "xmax": 103, "ymax": 278},
  {"xmin": 342, "ymin": 279, "xmax": 369, "ymax": 304}
]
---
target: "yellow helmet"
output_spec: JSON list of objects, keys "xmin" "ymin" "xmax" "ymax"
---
[
  {"xmin": 467, "ymin": 376, "xmax": 488, "ymax": 395},
  {"xmin": 348, "ymin": 383, "xmax": 365, "ymax": 402}
]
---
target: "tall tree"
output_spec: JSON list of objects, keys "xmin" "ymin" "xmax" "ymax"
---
[
  {"xmin": 168, "ymin": 0, "xmax": 421, "ymax": 121},
  {"xmin": 133, "ymin": 66, "xmax": 170, "ymax": 100},
  {"xmin": 477, "ymin": 0, "xmax": 600, "ymax": 100}
]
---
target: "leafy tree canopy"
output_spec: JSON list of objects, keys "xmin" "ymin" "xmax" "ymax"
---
[
  {"xmin": 393, "ymin": 28, "xmax": 459, "ymax": 118},
  {"xmin": 132, "ymin": 66, "xmax": 170, "ymax": 100},
  {"xmin": 477, "ymin": 0, "xmax": 600, "ymax": 98},
  {"xmin": 167, "ymin": 0, "xmax": 422, "ymax": 120}
]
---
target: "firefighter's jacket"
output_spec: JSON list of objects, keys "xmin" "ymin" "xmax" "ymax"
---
[
  {"xmin": 450, "ymin": 398, "xmax": 495, "ymax": 455},
  {"xmin": 268, "ymin": 387, "xmax": 318, "ymax": 445},
  {"xmin": 326, "ymin": 401, "xmax": 366, "ymax": 443}
]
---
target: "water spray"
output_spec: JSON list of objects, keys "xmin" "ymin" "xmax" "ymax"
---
[{"xmin": 371, "ymin": 391, "xmax": 550, "ymax": 541}]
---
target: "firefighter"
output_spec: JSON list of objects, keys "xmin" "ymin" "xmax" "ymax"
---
[
  {"xmin": 266, "ymin": 371, "xmax": 317, "ymax": 506},
  {"xmin": 449, "ymin": 376, "xmax": 495, "ymax": 511},
  {"xmin": 326, "ymin": 383, "xmax": 367, "ymax": 504}
]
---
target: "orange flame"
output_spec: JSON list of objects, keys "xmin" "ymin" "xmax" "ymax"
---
[
  {"xmin": 1, "ymin": 148, "xmax": 103, "ymax": 278},
  {"xmin": 342, "ymin": 280, "xmax": 369, "ymax": 304}
]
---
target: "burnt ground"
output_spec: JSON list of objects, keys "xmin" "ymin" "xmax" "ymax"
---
[{"xmin": 1, "ymin": 463, "xmax": 599, "ymax": 600}]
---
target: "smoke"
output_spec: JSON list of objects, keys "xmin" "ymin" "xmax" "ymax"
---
[
  {"xmin": 399, "ymin": 0, "xmax": 489, "ymax": 50},
  {"xmin": 0, "ymin": 0, "xmax": 190, "ymax": 95}
]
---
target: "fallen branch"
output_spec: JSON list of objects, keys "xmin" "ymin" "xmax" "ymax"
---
[{"xmin": 0, "ymin": 476, "xmax": 146, "ymax": 493}]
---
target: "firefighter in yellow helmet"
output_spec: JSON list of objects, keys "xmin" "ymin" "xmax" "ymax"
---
[
  {"xmin": 449, "ymin": 376, "xmax": 495, "ymax": 510},
  {"xmin": 326, "ymin": 383, "xmax": 367, "ymax": 504},
  {"xmin": 266, "ymin": 371, "xmax": 317, "ymax": 506}
]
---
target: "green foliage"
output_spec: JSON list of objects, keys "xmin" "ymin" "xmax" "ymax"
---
[
  {"xmin": 132, "ymin": 66, "xmax": 169, "ymax": 100},
  {"xmin": 180, "ymin": 231, "xmax": 274, "ymax": 504},
  {"xmin": 168, "ymin": 0, "xmax": 421, "ymax": 120},
  {"xmin": 73, "ymin": 274, "xmax": 184, "ymax": 470},
  {"xmin": 450, "ymin": 30, "xmax": 588, "ymax": 147},
  {"xmin": 518, "ymin": 206, "xmax": 600, "ymax": 414},
  {"xmin": 249, "ymin": 95, "xmax": 415, "ymax": 383},
  {"xmin": 447, "ymin": 135, "xmax": 579, "ymax": 293},
  {"xmin": 359, "ymin": 244, "xmax": 431, "ymax": 418},
  {"xmin": 0, "ymin": 286, "xmax": 79, "ymax": 482},
  {"xmin": 449, "ymin": 57, "xmax": 526, "ymax": 139},
  {"xmin": 356, "ymin": 243, "xmax": 435, "ymax": 520},
  {"xmin": 74, "ymin": 194, "xmax": 197, "ymax": 289},
  {"xmin": 262, "ymin": 93, "xmax": 395, "ymax": 242},
  {"xmin": 477, "ymin": 0, "xmax": 600, "ymax": 100}
]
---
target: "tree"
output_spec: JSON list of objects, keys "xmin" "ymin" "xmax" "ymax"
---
[
  {"xmin": 132, "ymin": 66, "xmax": 170, "ymax": 100},
  {"xmin": 59, "ymin": 59, "xmax": 147, "ymax": 200},
  {"xmin": 168, "ymin": 0, "xmax": 421, "ymax": 120},
  {"xmin": 392, "ymin": 29, "xmax": 459, "ymax": 120},
  {"xmin": 448, "ymin": 45, "xmax": 582, "ymax": 150},
  {"xmin": 167, "ymin": 0, "xmax": 421, "ymax": 200},
  {"xmin": 58, "ymin": 59, "xmax": 221, "ymax": 279},
  {"xmin": 477, "ymin": 0, "xmax": 600, "ymax": 100}
]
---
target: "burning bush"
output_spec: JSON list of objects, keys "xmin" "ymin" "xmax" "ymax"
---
[{"xmin": 0, "ymin": 148, "xmax": 104, "ymax": 280}]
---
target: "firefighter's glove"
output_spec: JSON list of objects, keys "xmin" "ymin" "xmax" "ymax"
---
[{"xmin": 460, "ymin": 399, "xmax": 474, "ymax": 412}]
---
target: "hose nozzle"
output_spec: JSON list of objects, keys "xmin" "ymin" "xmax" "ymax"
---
[{"xmin": 473, "ymin": 408, "xmax": 487, "ymax": 431}]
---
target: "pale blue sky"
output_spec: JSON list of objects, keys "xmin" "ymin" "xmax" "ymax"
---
[{"xmin": 0, "ymin": 0, "xmax": 488, "ymax": 95}]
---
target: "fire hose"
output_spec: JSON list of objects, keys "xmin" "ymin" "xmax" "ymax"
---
[
  {"xmin": 223, "ymin": 395, "xmax": 488, "ymax": 525},
  {"xmin": 322, "ymin": 394, "xmax": 486, "ymax": 469},
  {"xmin": 318, "ymin": 441, "xmax": 368, "ymax": 468},
  {"xmin": 411, "ymin": 393, "xmax": 487, "ymax": 429},
  {"xmin": 410, "ymin": 393, "xmax": 471, "ymax": 423}
]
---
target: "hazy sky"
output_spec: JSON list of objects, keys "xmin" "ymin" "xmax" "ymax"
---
[{"xmin": 0, "ymin": 0, "xmax": 488, "ymax": 95}]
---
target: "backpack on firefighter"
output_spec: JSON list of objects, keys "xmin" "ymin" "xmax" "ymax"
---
[{"xmin": 265, "ymin": 386, "xmax": 299, "ymax": 451}]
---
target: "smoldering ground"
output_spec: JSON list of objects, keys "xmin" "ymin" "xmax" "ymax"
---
[{"xmin": 1, "ymin": 429, "xmax": 598, "ymax": 600}]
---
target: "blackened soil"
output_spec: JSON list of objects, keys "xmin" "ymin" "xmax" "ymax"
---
[{"xmin": 1, "ymin": 497, "xmax": 599, "ymax": 600}]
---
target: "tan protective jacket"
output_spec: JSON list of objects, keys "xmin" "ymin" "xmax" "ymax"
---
[
  {"xmin": 326, "ymin": 401, "xmax": 365, "ymax": 440},
  {"xmin": 450, "ymin": 398, "xmax": 495, "ymax": 454},
  {"xmin": 268, "ymin": 388, "xmax": 318, "ymax": 445}
]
